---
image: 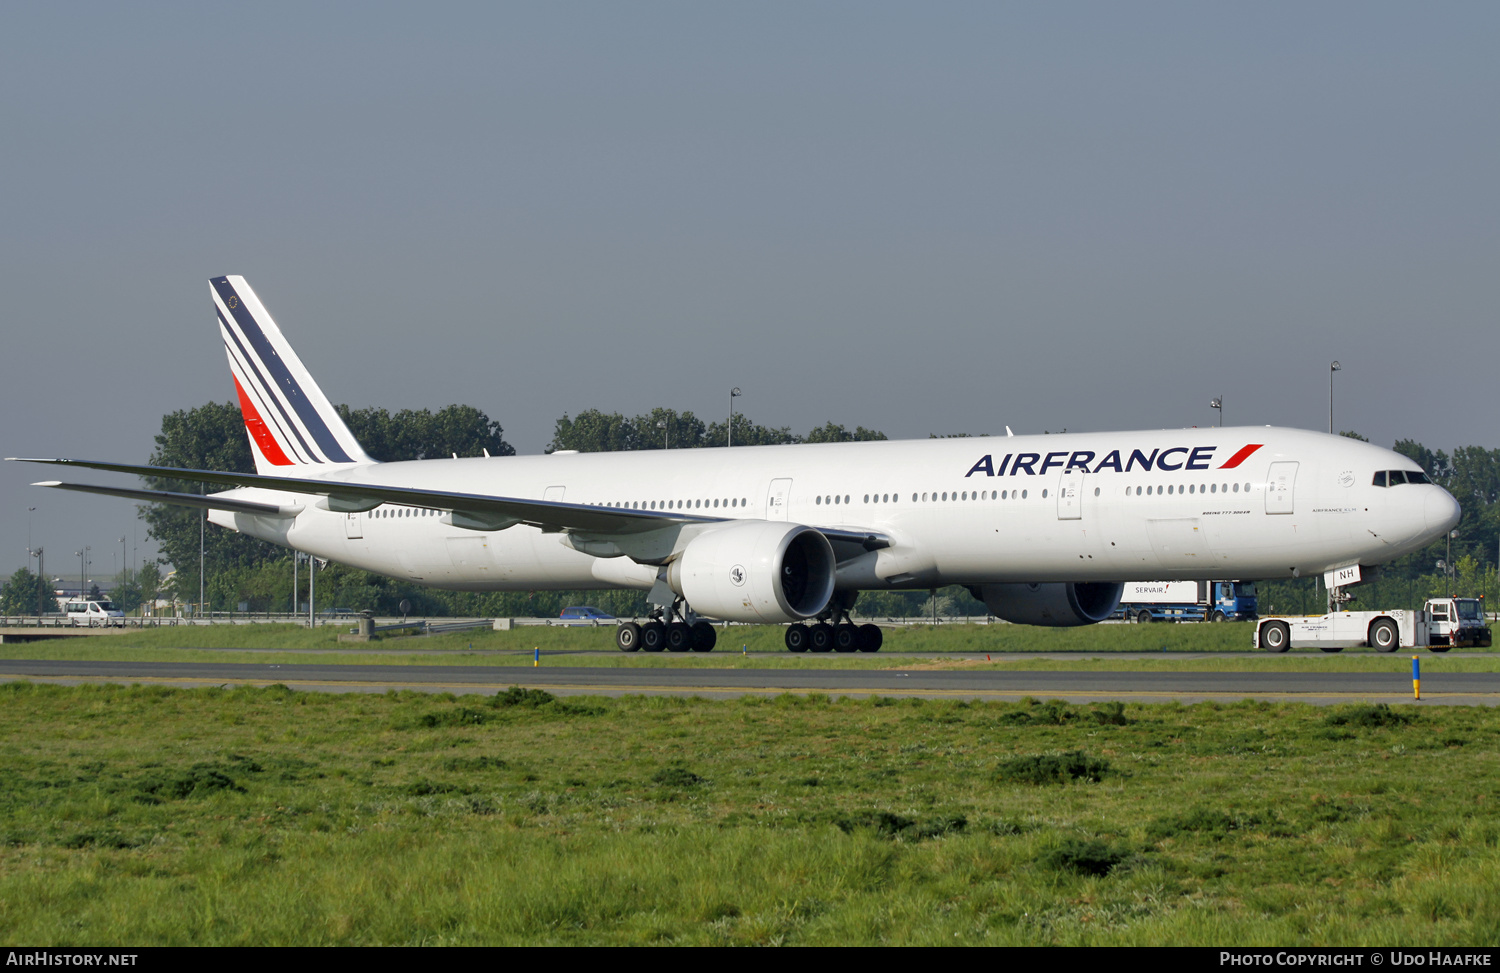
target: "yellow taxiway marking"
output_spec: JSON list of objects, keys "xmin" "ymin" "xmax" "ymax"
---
[{"xmin": 2, "ymin": 674, "xmax": 1495, "ymax": 700}]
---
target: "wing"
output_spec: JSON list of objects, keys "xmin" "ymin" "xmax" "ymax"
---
[{"xmin": 11, "ymin": 457, "xmax": 892, "ymax": 555}]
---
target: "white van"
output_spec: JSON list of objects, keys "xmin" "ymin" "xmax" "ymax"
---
[{"xmin": 65, "ymin": 600, "xmax": 125, "ymax": 627}]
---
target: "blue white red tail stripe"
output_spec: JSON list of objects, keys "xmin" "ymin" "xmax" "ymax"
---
[{"xmin": 211, "ymin": 275, "xmax": 374, "ymax": 475}]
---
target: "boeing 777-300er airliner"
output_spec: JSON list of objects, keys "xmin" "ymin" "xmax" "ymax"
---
[{"xmin": 12, "ymin": 276, "xmax": 1461, "ymax": 653}]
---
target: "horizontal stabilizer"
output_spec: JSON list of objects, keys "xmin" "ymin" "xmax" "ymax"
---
[{"xmin": 31, "ymin": 481, "xmax": 300, "ymax": 518}]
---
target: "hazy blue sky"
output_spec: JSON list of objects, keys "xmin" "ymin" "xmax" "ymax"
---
[{"xmin": 3, "ymin": 2, "xmax": 1496, "ymax": 577}]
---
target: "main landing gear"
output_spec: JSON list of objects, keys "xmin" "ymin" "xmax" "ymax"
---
[
  {"xmin": 616, "ymin": 598, "xmax": 717, "ymax": 653},
  {"xmin": 784, "ymin": 601, "xmax": 883, "ymax": 654}
]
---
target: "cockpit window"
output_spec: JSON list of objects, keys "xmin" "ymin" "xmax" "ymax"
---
[{"xmin": 1374, "ymin": 469, "xmax": 1429, "ymax": 487}]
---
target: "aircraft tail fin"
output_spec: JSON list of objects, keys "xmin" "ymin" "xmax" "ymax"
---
[{"xmin": 212, "ymin": 275, "xmax": 376, "ymax": 476}]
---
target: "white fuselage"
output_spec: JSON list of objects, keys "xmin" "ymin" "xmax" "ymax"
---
[{"xmin": 209, "ymin": 426, "xmax": 1458, "ymax": 593}]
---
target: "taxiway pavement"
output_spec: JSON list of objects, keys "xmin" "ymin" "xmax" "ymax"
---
[{"xmin": 0, "ymin": 658, "xmax": 1491, "ymax": 705}]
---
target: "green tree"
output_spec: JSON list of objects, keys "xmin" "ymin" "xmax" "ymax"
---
[
  {"xmin": 549, "ymin": 409, "xmax": 646, "ymax": 452},
  {"xmin": 1446, "ymin": 446, "xmax": 1500, "ymax": 569},
  {"xmin": 1394, "ymin": 439, "xmax": 1451, "ymax": 482},
  {"xmin": 137, "ymin": 562, "xmax": 162, "ymax": 614},
  {"xmin": 803, "ymin": 422, "xmax": 888, "ymax": 444},
  {"xmin": 550, "ymin": 409, "xmax": 880, "ymax": 452},
  {"xmin": 0, "ymin": 567, "xmax": 51, "ymax": 616},
  {"xmin": 140, "ymin": 401, "xmax": 270, "ymax": 604},
  {"xmin": 339, "ymin": 405, "xmax": 514, "ymax": 461},
  {"xmin": 702, "ymin": 414, "xmax": 798, "ymax": 448}
]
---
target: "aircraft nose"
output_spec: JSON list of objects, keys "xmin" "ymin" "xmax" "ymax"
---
[{"xmin": 1425, "ymin": 488, "xmax": 1461, "ymax": 534}]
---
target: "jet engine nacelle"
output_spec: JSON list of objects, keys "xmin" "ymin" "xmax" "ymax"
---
[
  {"xmin": 974, "ymin": 582, "xmax": 1124, "ymax": 627},
  {"xmin": 668, "ymin": 521, "xmax": 836, "ymax": 624}
]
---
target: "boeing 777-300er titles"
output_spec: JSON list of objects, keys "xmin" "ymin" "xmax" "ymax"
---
[{"xmin": 11, "ymin": 276, "xmax": 1461, "ymax": 653}]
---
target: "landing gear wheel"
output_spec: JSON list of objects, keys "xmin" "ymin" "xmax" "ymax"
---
[
  {"xmin": 1137, "ymin": 610, "xmax": 1153, "ymax": 625},
  {"xmin": 690, "ymin": 621, "xmax": 717, "ymax": 652},
  {"xmin": 1261, "ymin": 621, "xmax": 1290, "ymax": 653},
  {"xmin": 785, "ymin": 625, "xmax": 809, "ymax": 653},
  {"xmin": 857, "ymin": 623, "xmax": 883, "ymax": 652},
  {"xmin": 641, "ymin": 621, "xmax": 666, "ymax": 652},
  {"xmin": 833, "ymin": 625, "xmax": 858, "ymax": 653},
  {"xmin": 809, "ymin": 623, "xmax": 834, "ymax": 653},
  {"xmin": 616, "ymin": 622, "xmax": 642, "ymax": 652},
  {"xmin": 666, "ymin": 622, "xmax": 693, "ymax": 652},
  {"xmin": 1369, "ymin": 619, "xmax": 1399, "ymax": 652}
]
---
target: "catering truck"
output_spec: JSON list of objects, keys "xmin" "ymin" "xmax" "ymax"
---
[
  {"xmin": 1117, "ymin": 580, "xmax": 1258, "ymax": 624},
  {"xmin": 1254, "ymin": 598, "xmax": 1490, "ymax": 653}
]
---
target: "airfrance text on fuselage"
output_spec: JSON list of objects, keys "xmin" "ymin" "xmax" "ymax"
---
[{"xmin": 964, "ymin": 444, "xmax": 1263, "ymax": 478}]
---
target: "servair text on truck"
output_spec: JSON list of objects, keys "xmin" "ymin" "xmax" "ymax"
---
[{"xmin": 1117, "ymin": 580, "xmax": 1257, "ymax": 624}]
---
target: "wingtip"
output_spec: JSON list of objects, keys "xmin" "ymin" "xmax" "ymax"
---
[{"xmin": 32, "ymin": 481, "xmax": 62, "ymax": 487}]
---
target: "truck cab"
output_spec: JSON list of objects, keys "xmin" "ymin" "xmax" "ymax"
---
[
  {"xmin": 1210, "ymin": 581, "xmax": 1258, "ymax": 621},
  {"xmin": 1425, "ymin": 597, "xmax": 1492, "ymax": 648}
]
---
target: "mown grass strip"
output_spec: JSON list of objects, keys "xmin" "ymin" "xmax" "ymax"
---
[{"xmin": 2, "ymin": 683, "xmax": 1498, "ymax": 945}]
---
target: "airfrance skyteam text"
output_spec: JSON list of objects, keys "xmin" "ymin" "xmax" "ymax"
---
[{"xmin": 964, "ymin": 443, "xmax": 1264, "ymax": 478}]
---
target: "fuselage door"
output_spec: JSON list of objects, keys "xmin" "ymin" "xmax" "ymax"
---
[
  {"xmin": 1056, "ymin": 471, "xmax": 1084, "ymax": 520},
  {"xmin": 767, "ymin": 478, "xmax": 792, "ymax": 521},
  {"xmin": 1147, "ymin": 518, "xmax": 1209, "ymax": 570},
  {"xmin": 1265, "ymin": 462, "xmax": 1298, "ymax": 515},
  {"xmin": 544, "ymin": 486, "xmax": 565, "ymax": 502},
  {"xmin": 345, "ymin": 512, "xmax": 362, "ymax": 539}
]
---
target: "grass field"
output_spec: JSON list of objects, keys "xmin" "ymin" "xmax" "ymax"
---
[{"xmin": 2, "ymin": 682, "xmax": 1498, "ymax": 945}]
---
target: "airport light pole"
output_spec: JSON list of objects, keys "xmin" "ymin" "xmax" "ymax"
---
[
  {"xmin": 76, "ymin": 547, "xmax": 90, "ymax": 599},
  {"xmin": 199, "ymin": 492, "xmax": 205, "ymax": 617},
  {"xmin": 31, "ymin": 547, "xmax": 43, "ymax": 615},
  {"xmin": 728, "ymin": 388, "xmax": 742, "ymax": 448},
  {"xmin": 657, "ymin": 419, "xmax": 669, "ymax": 451},
  {"xmin": 1447, "ymin": 529, "xmax": 1459, "ymax": 597},
  {"xmin": 1210, "ymin": 397, "xmax": 1223, "ymax": 427},
  {"xmin": 1328, "ymin": 361, "xmax": 1341, "ymax": 434}
]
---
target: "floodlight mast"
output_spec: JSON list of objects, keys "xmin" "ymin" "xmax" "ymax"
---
[{"xmin": 1329, "ymin": 362, "xmax": 1341, "ymax": 434}]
